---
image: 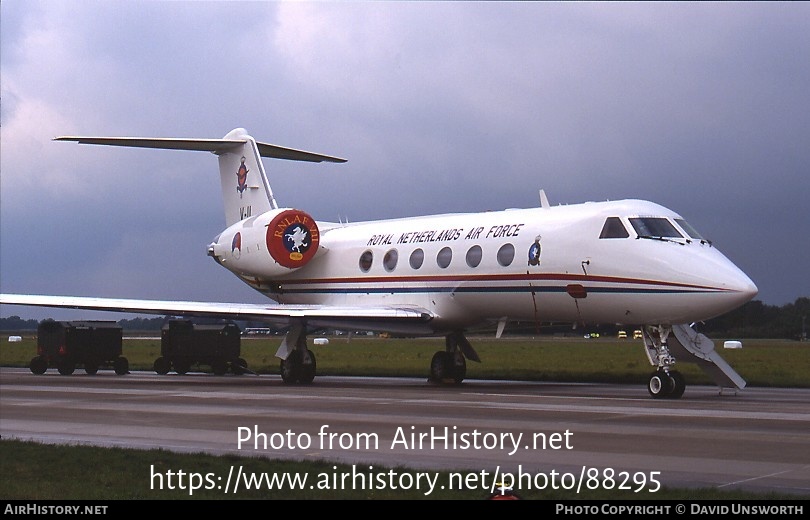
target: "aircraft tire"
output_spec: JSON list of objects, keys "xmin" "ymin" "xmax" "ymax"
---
[
  {"xmin": 299, "ymin": 350, "xmax": 316, "ymax": 384},
  {"xmin": 647, "ymin": 370, "xmax": 673, "ymax": 399},
  {"xmin": 154, "ymin": 357, "xmax": 170, "ymax": 375},
  {"xmin": 29, "ymin": 356, "xmax": 48, "ymax": 375},
  {"xmin": 667, "ymin": 371, "xmax": 686, "ymax": 399},
  {"xmin": 429, "ymin": 351, "xmax": 450, "ymax": 381},
  {"xmin": 450, "ymin": 353, "xmax": 466, "ymax": 384},
  {"xmin": 430, "ymin": 351, "xmax": 466, "ymax": 384},
  {"xmin": 280, "ymin": 351, "xmax": 302, "ymax": 384}
]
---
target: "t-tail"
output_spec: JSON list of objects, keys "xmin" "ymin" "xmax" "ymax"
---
[{"xmin": 55, "ymin": 128, "xmax": 346, "ymax": 227}]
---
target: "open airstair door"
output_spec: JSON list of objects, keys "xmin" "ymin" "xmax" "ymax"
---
[{"xmin": 668, "ymin": 324, "xmax": 746, "ymax": 390}]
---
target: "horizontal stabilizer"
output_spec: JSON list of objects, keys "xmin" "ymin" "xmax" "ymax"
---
[
  {"xmin": 256, "ymin": 142, "xmax": 346, "ymax": 163},
  {"xmin": 55, "ymin": 135, "xmax": 347, "ymax": 163}
]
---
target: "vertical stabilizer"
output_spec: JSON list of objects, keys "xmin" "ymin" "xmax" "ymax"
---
[{"xmin": 217, "ymin": 128, "xmax": 276, "ymax": 225}]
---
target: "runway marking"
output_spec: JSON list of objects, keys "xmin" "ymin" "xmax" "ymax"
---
[
  {"xmin": 717, "ymin": 464, "xmax": 810, "ymax": 490},
  {"xmin": 6, "ymin": 385, "xmax": 809, "ymax": 422}
]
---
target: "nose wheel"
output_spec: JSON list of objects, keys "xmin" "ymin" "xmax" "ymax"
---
[{"xmin": 648, "ymin": 369, "xmax": 685, "ymax": 399}]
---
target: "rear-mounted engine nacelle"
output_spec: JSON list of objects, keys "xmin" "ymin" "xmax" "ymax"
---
[{"xmin": 208, "ymin": 208, "xmax": 321, "ymax": 278}]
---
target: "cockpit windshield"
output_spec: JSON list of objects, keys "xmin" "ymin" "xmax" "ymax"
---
[
  {"xmin": 674, "ymin": 219, "xmax": 704, "ymax": 240},
  {"xmin": 629, "ymin": 217, "xmax": 683, "ymax": 238},
  {"xmin": 599, "ymin": 217, "xmax": 630, "ymax": 239}
]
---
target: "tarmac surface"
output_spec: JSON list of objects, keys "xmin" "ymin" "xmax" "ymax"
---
[{"xmin": 1, "ymin": 367, "xmax": 808, "ymax": 497}]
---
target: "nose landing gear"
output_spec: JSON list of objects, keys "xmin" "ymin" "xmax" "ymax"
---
[
  {"xmin": 642, "ymin": 323, "xmax": 746, "ymax": 399},
  {"xmin": 643, "ymin": 326, "xmax": 685, "ymax": 399}
]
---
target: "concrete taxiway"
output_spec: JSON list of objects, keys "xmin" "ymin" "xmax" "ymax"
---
[{"xmin": 1, "ymin": 367, "xmax": 808, "ymax": 496}]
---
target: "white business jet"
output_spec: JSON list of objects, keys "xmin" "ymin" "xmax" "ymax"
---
[{"xmin": 0, "ymin": 128, "xmax": 758, "ymax": 398}]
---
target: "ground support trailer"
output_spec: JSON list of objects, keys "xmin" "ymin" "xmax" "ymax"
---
[
  {"xmin": 30, "ymin": 320, "xmax": 128, "ymax": 375},
  {"xmin": 155, "ymin": 320, "xmax": 246, "ymax": 375}
]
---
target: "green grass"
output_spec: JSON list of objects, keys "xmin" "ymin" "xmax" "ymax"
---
[
  {"xmin": 0, "ymin": 440, "xmax": 802, "ymax": 500},
  {"xmin": 2, "ymin": 335, "xmax": 807, "ymax": 387}
]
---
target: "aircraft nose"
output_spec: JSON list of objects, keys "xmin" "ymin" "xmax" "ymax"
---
[
  {"xmin": 739, "ymin": 277, "xmax": 758, "ymax": 301},
  {"xmin": 723, "ymin": 266, "xmax": 758, "ymax": 308}
]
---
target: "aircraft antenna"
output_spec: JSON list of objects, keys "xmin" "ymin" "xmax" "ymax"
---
[{"xmin": 539, "ymin": 189, "xmax": 550, "ymax": 209}]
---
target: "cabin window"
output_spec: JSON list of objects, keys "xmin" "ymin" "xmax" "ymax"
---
[
  {"xmin": 675, "ymin": 219, "xmax": 704, "ymax": 240},
  {"xmin": 409, "ymin": 248, "xmax": 424, "ymax": 269},
  {"xmin": 497, "ymin": 243, "xmax": 515, "ymax": 267},
  {"xmin": 466, "ymin": 245, "xmax": 482, "ymax": 268},
  {"xmin": 383, "ymin": 249, "xmax": 398, "ymax": 272},
  {"xmin": 437, "ymin": 247, "xmax": 453, "ymax": 269},
  {"xmin": 629, "ymin": 217, "xmax": 683, "ymax": 238},
  {"xmin": 359, "ymin": 250, "xmax": 373, "ymax": 272},
  {"xmin": 599, "ymin": 217, "xmax": 630, "ymax": 239}
]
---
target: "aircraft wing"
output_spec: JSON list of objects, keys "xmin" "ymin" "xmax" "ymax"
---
[{"xmin": 0, "ymin": 294, "xmax": 435, "ymax": 335}]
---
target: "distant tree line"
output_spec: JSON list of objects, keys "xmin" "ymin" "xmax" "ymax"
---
[
  {"xmin": 1, "ymin": 297, "xmax": 807, "ymax": 340},
  {"xmin": 0, "ymin": 315, "xmax": 40, "ymax": 331},
  {"xmin": 472, "ymin": 297, "xmax": 809, "ymax": 341},
  {"xmin": 0, "ymin": 315, "xmax": 282, "ymax": 333},
  {"xmin": 700, "ymin": 297, "xmax": 808, "ymax": 340}
]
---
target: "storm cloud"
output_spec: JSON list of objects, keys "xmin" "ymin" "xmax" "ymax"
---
[{"xmin": 2, "ymin": 1, "xmax": 808, "ymax": 320}]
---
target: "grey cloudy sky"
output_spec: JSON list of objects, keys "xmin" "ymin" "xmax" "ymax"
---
[{"xmin": 1, "ymin": 1, "xmax": 808, "ymax": 321}]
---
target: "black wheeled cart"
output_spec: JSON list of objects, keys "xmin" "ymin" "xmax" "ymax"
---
[
  {"xmin": 30, "ymin": 320, "xmax": 128, "ymax": 375},
  {"xmin": 155, "ymin": 319, "xmax": 246, "ymax": 375}
]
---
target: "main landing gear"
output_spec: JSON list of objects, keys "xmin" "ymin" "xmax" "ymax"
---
[
  {"xmin": 280, "ymin": 348, "xmax": 317, "ymax": 384},
  {"xmin": 428, "ymin": 332, "xmax": 479, "ymax": 384},
  {"xmin": 275, "ymin": 326, "xmax": 479, "ymax": 386},
  {"xmin": 642, "ymin": 325, "xmax": 686, "ymax": 399},
  {"xmin": 277, "ymin": 322, "xmax": 317, "ymax": 384},
  {"xmin": 429, "ymin": 350, "xmax": 466, "ymax": 384}
]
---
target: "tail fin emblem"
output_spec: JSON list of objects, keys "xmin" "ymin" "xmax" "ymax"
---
[{"xmin": 236, "ymin": 156, "xmax": 249, "ymax": 198}]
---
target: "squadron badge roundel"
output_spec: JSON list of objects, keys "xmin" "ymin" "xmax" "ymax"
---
[
  {"xmin": 266, "ymin": 209, "xmax": 320, "ymax": 268},
  {"xmin": 528, "ymin": 236, "xmax": 542, "ymax": 266}
]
